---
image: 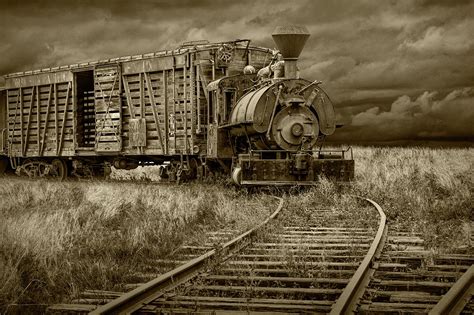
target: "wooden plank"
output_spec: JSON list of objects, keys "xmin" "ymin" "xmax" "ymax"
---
[
  {"xmin": 19, "ymin": 88, "xmax": 23, "ymax": 155},
  {"xmin": 183, "ymin": 61, "xmax": 188, "ymax": 153},
  {"xmin": 94, "ymin": 81, "xmax": 120, "ymax": 91},
  {"xmin": 172, "ymin": 67, "xmax": 176, "ymax": 152},
  {"xmin": 155, "ymin": 296, "xmax": 333, "ymax": 307},
  {"xmin": 72, "ymin": 76, "xmax": 77, "ymax": 151},
  {"xmin": 122, "ymin": 76, "xmax": 135, "ymax": 119},
  {"xmin": 95, "ymin": 99, "xmax": 121, "ymax": 111},
  {"xmin": 54, "ymin": 83, "xmax": 58, "ymax": 152},
  {"xmin": 204, "ymin": 274, "xmax": 349, "ymax": 285},
  {"xmin": 94, "ymin": 90, "xmax": 120, "ymax": 98},
  {"xmin": 129, "ymin": 118, "xmax": 146, "ymax": 147},
  {"xmin": 154, "ymin": 300, "xmax": 330, "ymax": 312},
  {"xmin": 36, "ymin": 86, "xmax": 40, "ymax": 150},
  {"xmin": 47, "ymin": 304, "xmax": 96, "ymax": 312},
  {"xmin": 5, "ymin": 70, "xmax": 73, "ymax": 89},
  {"xmin": 95, "ymin": 141, "xmax": 121, "ymax": 152},
  {"xmin": 362, "ymin": 302, "xmax": 439, "ymax": 311},
  {"xmin": 163, "ymin": 70, "xmax": 168, "ymax": 153},
  {"xmin": 139, "ymin": 73, "xmax": 144, "ymax": 117},
  {"xmin": 144, "ymin": 72, "xmax": 164, "ymax": 151},
  {"xmin": 191, "ymin": 285, "xmax": 342, "ymax": 295},
  {"xmin": 96, "ymin": 135, "xmax": 121, "ymax": 142},
  {"xmin": 8, "ymin": 90, "xmax": 20, "ymax": 153},
  {"xmin": 9, "ymin": 113, "xmax": 73, "ymax": 125},
  {"xmin": 122, "ymin": 56, "xmax": 174, "ymax": 75},
  {"xmin": 23, "ymin": 86, "xmax": 35, "ymax": 156},
  {"xmin": 23, "ymin": 134, "xmax": 74, "ymax": 142},
  {"xmin": 95, "ymin": 76, "xmax": 119, "ymax": 84},
  {"xmin": 98, "ymin": 127, "xmax": 121, "ymax": 134},
  {"xmin": 95, "ymin": 112, "xmax": 121, "ymax": 120},
  {"xmin": 57, "ymin": 82, "xmax": 70, "ymax": 154},
  {"xmin": 198, "ymin": 63, "xmax": 209, "ymax": 103},
  {"xmin": 190, "ymin": 54, "xmax": 195, "ymax": 137},
  {"xmin": 126, "ymin": 90, "xmax": 165, "ymax": 99},
  {"xmin": 196, "ymin": 65, "xmax": 202, "ymax": 133}
]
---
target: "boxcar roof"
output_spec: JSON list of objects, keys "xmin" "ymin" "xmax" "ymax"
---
[{"xmin": 3, "ymin": 40, "xmax": 272, "ymax": 79}]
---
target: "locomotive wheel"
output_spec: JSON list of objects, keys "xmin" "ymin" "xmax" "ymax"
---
[
  {"xmin": 159, "ymin": 165, "xmax": 168, "ymax": 179},
  {"xmin": 167, "ymin": 163, "xmax": 178, "ymax": 182},
  {"xmin": 186, "ymin": 158, "xmax": 199, "ymax": 180},
  {"xmin": 176, "ymin": 165, "xmax": 184, "ymax": 184},
  {"xmin": 196, "ymin": 164, "xmax": 204, "ymax": 181},
  {"xmin": 51, "ymin": 159, "xmax": 68, "ymax": 181},
  {"xmin": 232, "ymin": 166, "xmax": 242, "ymax": 185},
  {"xmin": 17, "ymin": 160, "xmax": 50, "ymax": 178}
]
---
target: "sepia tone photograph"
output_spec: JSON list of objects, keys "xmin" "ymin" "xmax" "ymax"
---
[{"xmin": 0, "ymin": 0, "xmax": 472, "ymax": 314}]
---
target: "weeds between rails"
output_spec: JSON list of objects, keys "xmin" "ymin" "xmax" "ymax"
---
[
  {"xmin": 49, "ymin": 192, "xmax": 472, "ymax": 314},
  {"xmin": 48, "ymin": 194, "xmax": 381, "ymax": 314},
  {"xmin": 1, "ymin": 146, "xmax": 472, "ymax": 312}
]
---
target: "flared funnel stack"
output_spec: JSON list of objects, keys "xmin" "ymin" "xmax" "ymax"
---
[{"xmin": 272, "ymin": 25, "xmax": 310, "ymax": 78}]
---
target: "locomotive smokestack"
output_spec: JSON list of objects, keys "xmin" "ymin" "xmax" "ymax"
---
[{"xmin": 272, "ymin": 25, "xmax": 310, "ymax": 79}]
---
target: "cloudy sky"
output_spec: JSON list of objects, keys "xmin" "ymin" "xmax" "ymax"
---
[{"xmin": 1, "ymin": 0, "xmax": 473, "ymax": 142}]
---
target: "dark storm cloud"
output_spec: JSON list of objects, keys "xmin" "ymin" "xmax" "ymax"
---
[
  {"xmin": 1, "ymin": 0, "xmax": 473, "ymax": 141},
  {"xmin": 332, "ymin": 88, "xmax": 474, "ymax": 141}
]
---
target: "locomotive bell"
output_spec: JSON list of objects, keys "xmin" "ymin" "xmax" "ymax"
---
[{"xmin": 272, "ymin": 25, "xmax": 310, "ymax": 79}]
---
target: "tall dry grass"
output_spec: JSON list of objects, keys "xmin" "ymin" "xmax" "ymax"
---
[
  {"xmin": 0, "ymin": 178, "xmax": 273, "ymax": 312},
  {"xmin": 0, "ymin": 146, "xmax": 472, "ymax": 311},
  {"xmin": 350, "ymin": 147, "xmax": 473, "ymax": 249}
]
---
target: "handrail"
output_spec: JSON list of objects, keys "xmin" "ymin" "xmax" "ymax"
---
[
  {"xmin": 330, "ymin": 197, "xmax": 388, "ymax": 314},
  {"xmin": 89, "ymin": 196, "xmax": 284, "ymax": 315},
  {"xmin": 248, "ymin": 147, "xmax": 353, "ymax": 154},
  {"xmin": 429, "ymin": 264, "xmax": 474, "ymax": 315}
]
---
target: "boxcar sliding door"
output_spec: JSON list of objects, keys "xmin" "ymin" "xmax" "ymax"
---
[{"xmin": 94, "ymin": 64, "xmax": 122, "ymax": 153}]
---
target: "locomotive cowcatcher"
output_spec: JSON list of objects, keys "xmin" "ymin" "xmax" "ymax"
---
[{"xmin": 0, "ymin": 26, "xmax": 354, "ymax": 185}]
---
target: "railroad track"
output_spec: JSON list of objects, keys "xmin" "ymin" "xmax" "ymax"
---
[
  {"xmin": 48, "ymin": 196, "xmax": 473, "ymax": 314},
  {"xmin": 359, "ymin": 227, "xmax": 474, "ymax": 314}
]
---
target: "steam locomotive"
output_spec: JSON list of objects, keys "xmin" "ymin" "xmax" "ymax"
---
[{"xmin": 0, "ymin": 25, "xmax": 354, "ymax": 185}]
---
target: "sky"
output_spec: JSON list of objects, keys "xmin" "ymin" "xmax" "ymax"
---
[{"xmin": 1, "ymin": 0, "xmax": 473, "ymax": 142}]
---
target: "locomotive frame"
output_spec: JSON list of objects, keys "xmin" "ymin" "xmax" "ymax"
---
[{"xmin": 0, "ymin": 27, "xmax": 354, "ymax": 184}]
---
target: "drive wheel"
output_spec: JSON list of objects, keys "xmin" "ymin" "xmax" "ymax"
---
[
  {"xmin": 186, "ymin": 158, "xmax": 199, "ymax": 180},
  {"xmin": 51, "ymin": 159, "xmax": 68, "ymax": 181}
]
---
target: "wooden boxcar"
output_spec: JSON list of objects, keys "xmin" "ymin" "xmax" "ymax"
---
[{"xmin": 0, "ymin": 40, "xmax": 274, "ymax": 178}]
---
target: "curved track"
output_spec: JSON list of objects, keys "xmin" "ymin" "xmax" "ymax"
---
[
  {"xmin": 47, "ymin": 195, "xmax": 473, "ymax": 314},
  {"xmin": 359, "ymin": 227, "xmax": 473, "ymax": 314}
]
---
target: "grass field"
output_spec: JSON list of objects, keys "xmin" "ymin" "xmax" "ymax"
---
[{"xmin": 0, "ymin": 146, "xmax": 472, "ymax": 312}]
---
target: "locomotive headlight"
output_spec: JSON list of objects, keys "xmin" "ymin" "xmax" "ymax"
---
[{"xmin": 291, "ymin": 122, "xmax": 304, "ymax": 137}]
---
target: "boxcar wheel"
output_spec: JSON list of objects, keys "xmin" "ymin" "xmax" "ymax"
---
[{"xmin": 51, "ymin": 159, "xmax": 68, "ymax": 181}]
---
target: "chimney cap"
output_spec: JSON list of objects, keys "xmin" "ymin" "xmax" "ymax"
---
[
  {"xmin": 272, "ymin": 25, "xmax": 310, "ymax": 36},
  {"xmin": 272, "ymin": 25, "xmax": 310, "ymax": 60}
]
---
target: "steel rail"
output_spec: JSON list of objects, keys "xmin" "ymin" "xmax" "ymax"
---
[
  {"xmin": 429, "ymin": 264, "xmax": 474, "ymax": 315},
  {"xmin": 330, "ymin": 197, "xmax": 388, "ymax": 314},
  {"xmin": 89, "ymin": 196, "xmax": 284, "ymax": 315}
]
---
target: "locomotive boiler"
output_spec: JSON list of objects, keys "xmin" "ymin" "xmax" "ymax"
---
[{"xmin": 0, "ymin": 25, "xmax": 354, "ymax": 185}]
